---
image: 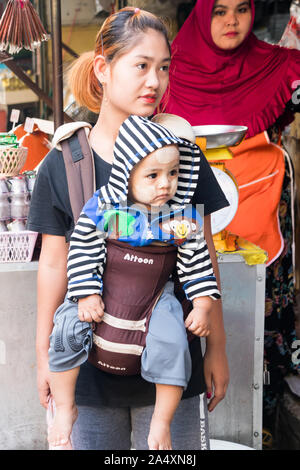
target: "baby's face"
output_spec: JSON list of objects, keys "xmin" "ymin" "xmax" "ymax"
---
[{"xmin": 128, "ymin": 145, "xmax": 180, "ymax": 209}]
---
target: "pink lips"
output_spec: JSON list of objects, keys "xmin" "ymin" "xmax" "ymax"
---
[
  {"xmin": 155, "ymin": 194, "xmax": 169, "ymax": 201},
  {"xmin": 141, "ymin": 94, "xmax": 157, "ymax": 104},
  {"xmin": 225, "ymin": 31, "xmax": 238, "ymax": 38}
]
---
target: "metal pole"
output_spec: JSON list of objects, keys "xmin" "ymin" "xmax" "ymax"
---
[
  {"xmin": 37, "ymin": 0, "xmax": 49, "ymax": 118},
  {"xmin": 50, "ymin": 0, "xmax": 64, "ymax": 130}
]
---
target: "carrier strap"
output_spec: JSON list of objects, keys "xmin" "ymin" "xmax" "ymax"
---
[{"xmin": 61, "ymin": 127, "xmax": 95, "ymax": 223}]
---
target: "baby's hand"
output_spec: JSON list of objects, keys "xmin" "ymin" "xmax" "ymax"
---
[
  {"xmin": 184, "ymin": 297, "xmax": 212, "ymax": 337},
  {"xmin": 78, "ymin": 294, "xmax": 105, "ymax": 323}
]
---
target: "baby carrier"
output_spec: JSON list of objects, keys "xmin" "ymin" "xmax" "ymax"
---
[
  {"xmin": 90, "ymin": 238, "xmax": 178, "ymax": 374},
  {"xmin": 60, "ymin": 125, "xmax": 194, "ymax": 375}
]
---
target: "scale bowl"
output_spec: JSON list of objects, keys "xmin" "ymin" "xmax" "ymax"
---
[{"xmin": 192, "ymin": 125, "xmax": 248, "ymax": 149}]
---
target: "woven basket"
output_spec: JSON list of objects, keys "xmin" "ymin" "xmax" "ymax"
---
[
  {"xmin": 0, "ymin": 231, "xmax": 38, "ymax": 263},
  {"xmin": 0, "ymin": 147, "xmax": 28, "ymax": 177}
]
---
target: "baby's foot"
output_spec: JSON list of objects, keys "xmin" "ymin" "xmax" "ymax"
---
[
  {"xmin": 47, "ymin": 404, "xmax": 78, "ymax": 449},
  {"xmin": 147, "ymin": 414, "xmax": 172, "ymax": 450}
]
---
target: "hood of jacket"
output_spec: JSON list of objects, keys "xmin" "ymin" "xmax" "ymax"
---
[{"xmin": 98, "ymin": 115, "xmax": 201, "ymax": 208}]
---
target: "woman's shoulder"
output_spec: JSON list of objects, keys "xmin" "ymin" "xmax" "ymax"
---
[
  {"xmin": 31, "ymin": 147, "xmax": 67, "ymax": 206},
  {"xmin": 40, "ymin": 122, "xmax": 93, "ymax": 174},
  {"xmin": 37, "ymin": 145, "xmax": 64, "ymax": 177},
  {"xmin": 37, "ymin": 143, "xmax": 75, "ymax": 191}
]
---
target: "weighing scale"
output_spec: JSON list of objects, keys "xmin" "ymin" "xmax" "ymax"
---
[
  {"xmin": 192, "ymin": 125, "xmax": 248, "ymax": 252},
  {"xmin": 151, "ymin": 114, "xmax": 247, "ymax": 252}
]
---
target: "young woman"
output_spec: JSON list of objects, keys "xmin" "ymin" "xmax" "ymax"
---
[
  {"xmin": 28, "ymin": 6, "xmax": 229, "ymax": 450},
  {"xmin": 163, "ymin": 0, "xmax": 300, "ymax": 443}
]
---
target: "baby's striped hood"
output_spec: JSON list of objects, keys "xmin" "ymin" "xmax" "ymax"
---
[{"xmin": 98, "ymin": 115, "xmax": 201, "ymax": 207}]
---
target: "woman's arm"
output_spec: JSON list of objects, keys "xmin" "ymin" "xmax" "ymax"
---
[
  {"xmin": 203, "ymin": 214, "xmax": 229, "ymax": 412},
  {"xmin": 36, "ymin": 234, "xmax": 69, "ymax": 408}
]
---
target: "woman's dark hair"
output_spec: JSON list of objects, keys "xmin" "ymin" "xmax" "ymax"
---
[{"xmin": 68, "ymin": 7, "xmax": 170, "ymax": 113}]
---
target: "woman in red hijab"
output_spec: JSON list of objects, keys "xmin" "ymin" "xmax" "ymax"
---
[
  {"xmin": 164, "ymin": 0, "xmax": 299, "ymax": 135},
  {"xmin": 163, "ymin": 0, "xmax": 300, "ymax": 447}
]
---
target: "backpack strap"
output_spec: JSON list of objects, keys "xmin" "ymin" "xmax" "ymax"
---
[{"xmin": 60, "ymin": 127, "xmax": 95, "ymax": 223}]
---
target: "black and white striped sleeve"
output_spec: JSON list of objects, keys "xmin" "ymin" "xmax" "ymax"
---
[
  {"xmin": 67, "ymin": 212, "xmax": 106, "ymax": 299},
  {"xmin": 177, "ymin": 232, "xmax": 221, "ymax": 301}
]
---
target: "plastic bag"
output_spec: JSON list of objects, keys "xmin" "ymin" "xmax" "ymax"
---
[{"xmin": 279, "ymin": 1, "xmax": 300, "ymax": 49}]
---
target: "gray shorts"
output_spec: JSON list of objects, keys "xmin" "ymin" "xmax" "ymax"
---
[
  {"xmin": 48, "ymin": 298, "xmax": 93, "ymax": 372},
  {"xmin": 49, "ymin": 281, "xmax": 191, "ymax": 388},
  {"xmin": 141, "ymin": 281, "xmax": 191, "ymax": 389},
  {"xmin": 71, "ymin": 394, "xmax": 210, "ymax": 450}
]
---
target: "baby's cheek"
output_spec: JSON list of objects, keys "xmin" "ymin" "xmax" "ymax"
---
[
  {"xmin": 139, "ymin": 186, "xmax": 148, "ymax": 194},
  {"xmin": 171, "ymin": 179, "xmax": 178, "ymax": 194}
]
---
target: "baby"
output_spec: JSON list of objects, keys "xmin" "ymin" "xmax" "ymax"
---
[{"xmin": 47, "ymin": 115, "xmax": 220, "ymax": 450}]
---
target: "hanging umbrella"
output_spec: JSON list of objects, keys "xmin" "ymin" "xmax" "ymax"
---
[{"xmin": 0, "ymin": 0, "xmax": 50, "ymax": 54}]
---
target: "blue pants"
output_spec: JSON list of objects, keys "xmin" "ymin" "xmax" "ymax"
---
[{"xmin": 49, "ymin": 281, "xmax": 192, "ymax": 389}]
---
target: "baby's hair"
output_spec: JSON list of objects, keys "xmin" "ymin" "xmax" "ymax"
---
[{"xmin": 67, "ymin": 7, "xmax": 170, "ymax": 114}]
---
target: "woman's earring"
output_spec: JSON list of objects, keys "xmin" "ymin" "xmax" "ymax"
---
[{"xmin": 102, "ymin": 85, "xmax": 109, "ymax": 105}]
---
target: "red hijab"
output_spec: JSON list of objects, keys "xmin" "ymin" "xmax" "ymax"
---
[{"xmin": 163, "ymin": 0, "xmax": 300, "ymax": 137}]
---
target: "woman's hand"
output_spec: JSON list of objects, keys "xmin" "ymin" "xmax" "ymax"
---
[
  {"xmin": 203, "ymin": 341, "xmax": 229, "ymax": 412},
  {"xmin": 36, "ymin": 352, "xmax": 51, "ymax": 409}
]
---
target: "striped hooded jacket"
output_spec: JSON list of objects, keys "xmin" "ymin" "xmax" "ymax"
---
[{"xmin": 67, "ymin": 115, "xmax": 221, "ymax": 302}]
